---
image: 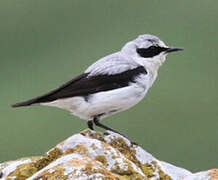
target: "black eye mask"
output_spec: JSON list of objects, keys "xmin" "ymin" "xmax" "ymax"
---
[{"xmin": 136, "ymin": 46, "xmax": 167, "ymax": 58}]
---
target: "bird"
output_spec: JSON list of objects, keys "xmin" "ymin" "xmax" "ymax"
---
[{"xmin": 12, "ymin": 34, "xmax": 183, "ymax": 135}]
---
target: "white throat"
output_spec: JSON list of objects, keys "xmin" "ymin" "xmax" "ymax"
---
[{"xmin": 136, "ymin": 54, "xmax": 166, "ymax": 75}]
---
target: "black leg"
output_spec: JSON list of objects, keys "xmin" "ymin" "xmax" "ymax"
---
[
  {"xmin": 92, "ymin": 117, "xmax": 138, "ymax": 146},
  {"xmin": 93, "ymin": 117, "xmax": 127, "ymax": 138},
  {"xmin": 87, "ymin": 120, "xmax": 94, "ymax": 130}
]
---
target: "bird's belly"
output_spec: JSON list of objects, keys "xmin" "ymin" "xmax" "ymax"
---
[
  {"xmin": 43, "ymin": 84, "xmax": 148, "ymax": 121},
  {"xmin": 72, "ymin": 84, "xmax": 147, "ymax": 120}
]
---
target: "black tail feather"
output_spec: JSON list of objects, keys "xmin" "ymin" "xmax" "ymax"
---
[{"xmin": 11, "ymin": 99, "xmax": 38, "ymax": 108}]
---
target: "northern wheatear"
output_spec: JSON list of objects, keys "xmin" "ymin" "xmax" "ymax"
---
[{"xmin": 12, "ymin": 34, "xmax": 183, "ymax": 135}]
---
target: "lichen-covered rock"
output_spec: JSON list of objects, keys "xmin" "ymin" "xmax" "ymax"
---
[
  {"xmin": 0, "ymin": 157, "xmax": 40, "ymax": 180},
  {"xmin": 0, "ymin": 129, "xmax": 217, "ymax": 180},
  {"xmin": 183, "ymin": 169, "xmax": 218, "ymax": 180}
]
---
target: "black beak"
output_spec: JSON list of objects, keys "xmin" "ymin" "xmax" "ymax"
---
[{"xmin": 165, "ymin": 47, "xmax": 184, "ymax": 53}]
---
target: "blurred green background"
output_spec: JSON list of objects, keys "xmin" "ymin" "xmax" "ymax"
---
[{"xmin": 0, "ymin": 0, "xmax": 217, "ymax": 172}]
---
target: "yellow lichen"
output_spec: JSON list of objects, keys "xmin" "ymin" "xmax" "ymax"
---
[
  {"xmin": 111, "ymin": 160, "xmax": 145, "ymax": 180},
  {"xmin": 106, "ymin": 136, "xmax": 143, "ymax": 168},
  {"xmin": 210, "ymin": 169, "xmax": 218, "ymax": 180},
  {"xmin": 150, "ymin": 161, "xmax": 171, "ymax": 180},
  {"xmin": 109, "ymin": 137, "xmax": 132, "ymax": 155},
  {"xmin": 64, "ymin": 148, "xmax": 74, "ymax": 154},
  {"xmin": 95, "ymin": 155, "xmax": 108, "ymax": 166},
  {"xmin": 6, "ymin": 148, "xmax": 63, "ymax": 179},
  {"xmin": 159, "ymin": 169, "xmax": 171, "ymax": 180},
  {"xmin": 122, "ymin": 174, "xmax": 146, "ymax": 180},
  {"xmin": 112, "ymin": 160, "xmax": 133, "ymax": 175},
  {"xmin": 72, "ymin": 144, "xmax": 89, "ymax": 156},
  {"xmin": 7, "ymin": 163, "xmax": 38, "ymax": 180},
  {"xmin": 35, "ymin": 166, "xmax": 68, "ymax": 180},
  {"xmin": 66, "ymin": 158, "xmax": 86, "ymax": 167},
  {"xmin": 80, "ymin": 159, "xmax": 122, "ymax": 179},
  {"xmin": 64, "ymin": 144, "xmax": 90, "ymax": 156},
  {"xmin": 91, "ymin": 143, "xmax": 98, "ymax": 150},
  {"xmin": 80, "ymin": 129, "xmax": 105, "ymax": 142},
  {"xmin": 47, "ymin": 147, "xmax": 63, "ymax": 160},
  {"xmin": 141, "ymin": 163, "xmax": 155, "ymax": 178},
  {"xmin": 34, "ymin": 147, "xmax": 63, "ymax": 170}
]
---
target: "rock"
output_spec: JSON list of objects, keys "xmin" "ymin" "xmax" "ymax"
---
[
  {"xmin": 0, "ymin": 129, "xmax": 217, "ymax": 180},
  {"xmin": 183, "ymin": 169, "xmax": 218, "ymax": 180}
]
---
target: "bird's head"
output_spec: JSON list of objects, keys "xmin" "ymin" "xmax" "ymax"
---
[{"xmin": 121, "ymin": 34, "xmax": 183, "ymax": 72}]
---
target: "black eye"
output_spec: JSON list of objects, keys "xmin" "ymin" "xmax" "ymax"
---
[{"xmin": 136, "ymin": 46, "xmax": 167, "ymax": 58}]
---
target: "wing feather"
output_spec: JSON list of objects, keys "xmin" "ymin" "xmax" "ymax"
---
[{"xmin": 11, "ymin": 66, "xmax": 147, "ymax": 107}]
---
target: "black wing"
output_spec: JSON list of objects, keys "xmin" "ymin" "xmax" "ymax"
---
[{"xmin": 12, "ymin": 66, "xmax": 147, "ymax": 107}]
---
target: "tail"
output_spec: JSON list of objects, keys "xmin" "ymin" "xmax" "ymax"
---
[
  {"xmin": 11, "ymin": 87, "xmax": 57, "ymax": 108},
  {"xmin": 11, "ymin": 98, "xmax": 39, "ymax": 108}
]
